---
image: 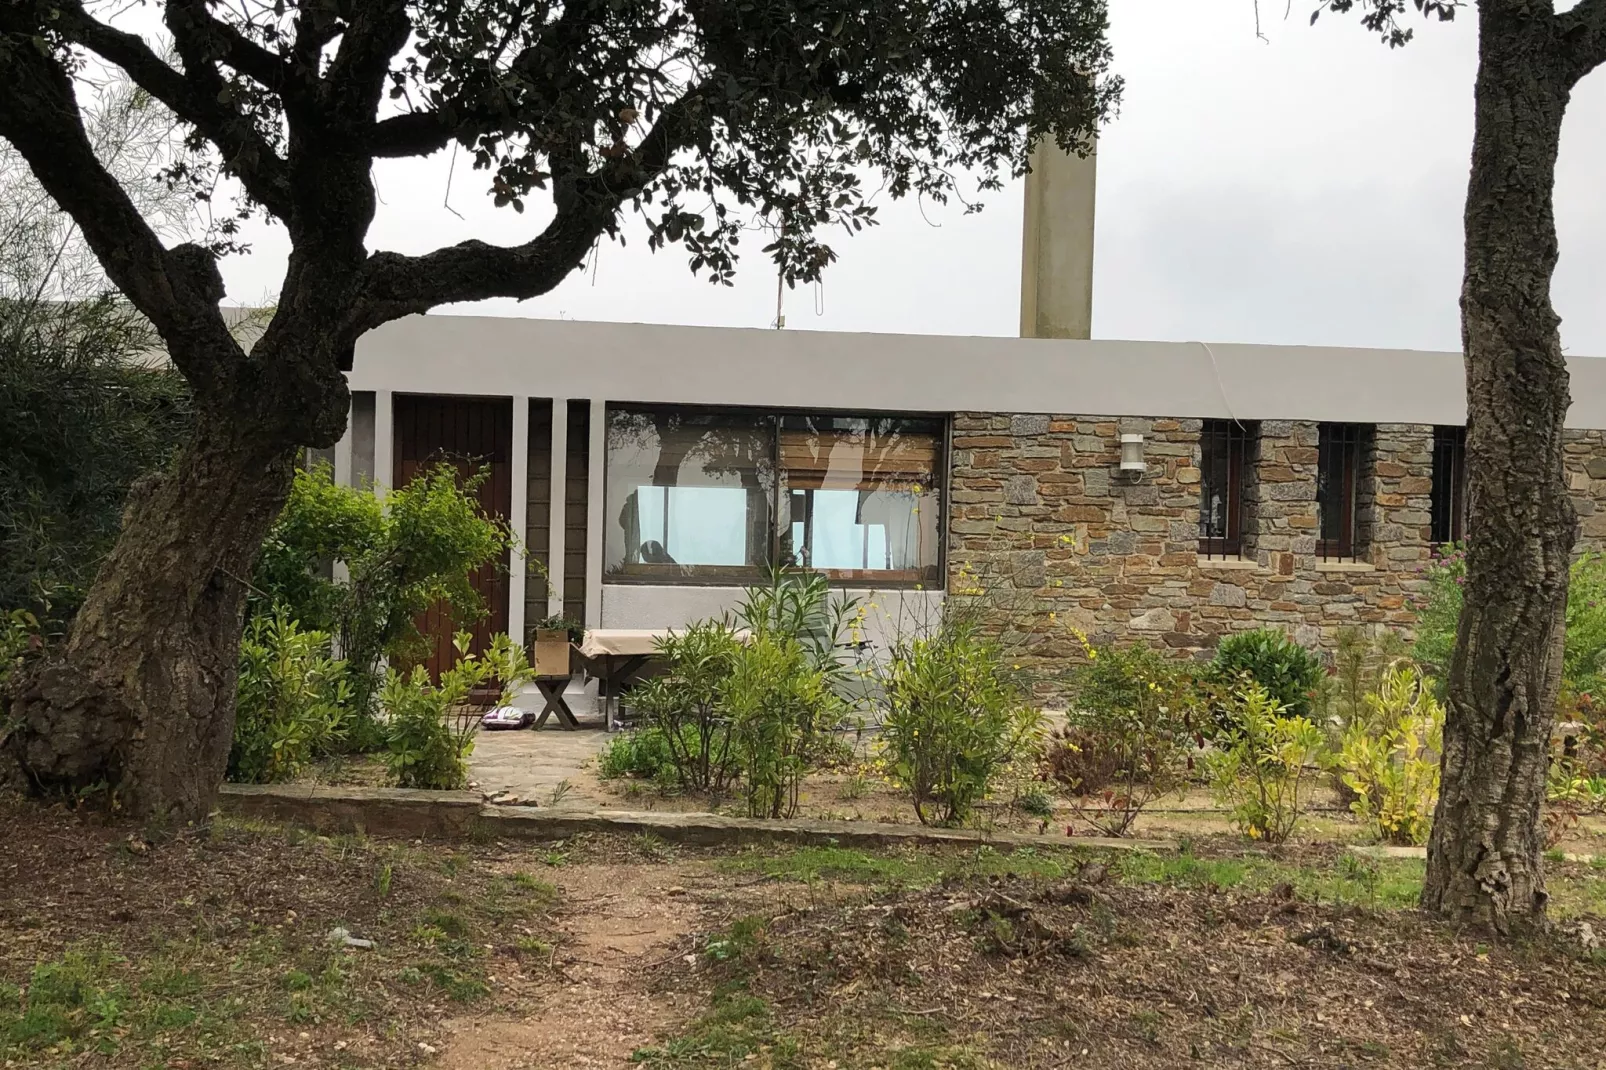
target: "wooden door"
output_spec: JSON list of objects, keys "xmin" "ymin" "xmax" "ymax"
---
[{"xmin": 393, "ymin": 394, "xmax": 514, "ymax": 680}]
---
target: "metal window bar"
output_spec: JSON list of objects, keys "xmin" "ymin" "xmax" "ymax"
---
[
  {"xmin": 1316, "ymin": 422, "xmax": 1363, "ymax": 562},
  {"xmin": 1431, "ymin": 426, "xmax": 1467, "ymax": 545},
  {"xmin": 1198, "ymin": 419, "xmax": 1250, "ymax": 559}
]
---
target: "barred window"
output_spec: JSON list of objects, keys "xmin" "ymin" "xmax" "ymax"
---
[
  {"xmin": 1199, "ymin": 420, "xmax": 1254, "ymax": 559},
  {"xmin": 1431, "ymin": 426, "xmax": 1467, "ymax": 544},
  {"xmin": 1316, "ymin": 422, "xmax": 1367, "ymax": 561}
]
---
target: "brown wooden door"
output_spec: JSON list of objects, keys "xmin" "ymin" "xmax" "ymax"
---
[{"xmin": 393, "ymin": 394, "xmax": 514, "ymax": 680}]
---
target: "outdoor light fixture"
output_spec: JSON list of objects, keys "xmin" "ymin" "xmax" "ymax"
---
[{"xmin": 1119, "ymin": 433, "xmax": 1147, "ymax": 474}]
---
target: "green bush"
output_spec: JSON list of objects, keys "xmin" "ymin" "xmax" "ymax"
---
[
  {"xmin": 533, "ymin": 614, "xmax": 585, "ymax": 644},
  {"xmin": 597, "ymin": 728, "xmax": 678, "ymax": 782},
  {"xmin": 228, "ymin": 611, "xmax": 350, "ymax": 784},
  {"xmin": 1207, "ymin": 628, "xmax": 1325, "ymax": 727},
  {"xmin": 1204, "ymin": 684, "xmax": 1325, "ymax": 844},
  {"xmin": 254, "ymin": 463, "xmax": 512, "ymax": 746},
  {"xmin": 632, "ymin": 621, "xmax": 746, "ymax": 795},
  {"xmin": 723, "ymin": 634, "xmax": 844, "ymax": 819},
  {"xmin": 1058, "ymin": 638, "xmax": 1195, "ymax": 836},
  {"xmin": 382, "ymin": 632, "xmax": 532, "ymax": 790},
  {"xmin": 735, "ymin": 567, "xmax": 860, "ymax": 689},
  {"xmin": 0, "ymin": 298, "xmax": 190, "ymax": 626},
  {"xmin": 1331, "ymin": 664, "xmax": 1443, "ymax": 845},
  {"xmin": 1415, "ymin": 546, "xmax": 1606, "ymax": 699},
  {"xmin": 875, "ymin": 619, "xmax": 1041, "ymax": 826},
  {"xmin": 1313, "ymin": 626, "xmax": 1411, "ymax": 735}
]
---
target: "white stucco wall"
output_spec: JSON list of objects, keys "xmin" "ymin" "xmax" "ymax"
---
[{"xmin": 600, "ymin": 584, "xmax": 945, "ymax": 652}]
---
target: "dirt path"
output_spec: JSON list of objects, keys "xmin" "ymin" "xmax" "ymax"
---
[{"xmin": 439, "ymin": 862, "xmax": 705, "ymax": 1069}]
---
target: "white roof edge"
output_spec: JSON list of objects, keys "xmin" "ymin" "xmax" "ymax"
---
[{"xmin": 316, "ymin": 311, "xmax": 1602, "ymax": 431}]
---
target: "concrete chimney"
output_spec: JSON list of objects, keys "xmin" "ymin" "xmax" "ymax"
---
[{"xmin": 1019, "ymin": 140, "xmax": 1096, "ymax": 340}]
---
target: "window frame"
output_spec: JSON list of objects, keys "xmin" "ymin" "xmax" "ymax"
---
[
  {"xmin": 1198, "ymin": 419, "xmax": 1254, "ymax": 559},
  {"xmin": 603, "ymin": 402, "xmax": 947, "ymax": 588},
  {"xmin": 1316, "ymin": 422, "xmax": 1365, "ymax": 561},
  {"xmin": 1431, "ymin": 425, "xmax": 1467, "ymax": 545}
]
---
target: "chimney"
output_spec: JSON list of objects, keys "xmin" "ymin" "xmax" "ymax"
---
[{"xmin": 1019, "ymin": 140, "xmax": 1097, "ymax": 339}]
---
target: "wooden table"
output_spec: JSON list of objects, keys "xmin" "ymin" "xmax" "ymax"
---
[
  {"xmin": 577, "ymin": 630, "xmax": 673, "ymax": 731},
  {"xmin": 530, "ymin": 674, "xmax": 580, "ymax": 730}
]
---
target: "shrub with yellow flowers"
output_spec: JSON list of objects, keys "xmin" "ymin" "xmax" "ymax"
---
[{"xmin": 1050, "ymin": 632, "xmax": 1198, "ymax": 836}]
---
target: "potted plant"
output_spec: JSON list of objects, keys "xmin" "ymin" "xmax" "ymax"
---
[{"xmin": 532, "ymin": 614, "xmax": 584, "ymax": 677}]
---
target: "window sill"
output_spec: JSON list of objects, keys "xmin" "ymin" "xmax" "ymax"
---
[
  {"xmin": 1312, "ymin": 560, "xmax": 1375, "ymax": 573},
  {"xmin": 1196, "ymin": 557, "xmax": 1260, "ymax": 571}
]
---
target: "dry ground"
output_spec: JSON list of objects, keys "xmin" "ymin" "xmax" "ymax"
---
[{"xmin": 3, "ymin": 795, "xmax": 1605, "ymax": 1069}]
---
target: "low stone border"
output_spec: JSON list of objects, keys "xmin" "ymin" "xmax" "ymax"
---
[
  {"xmin": 217, "ymin": 783, "xmax": 1170, "ymax": 854},
  {"xmin": 219, "ymin": 783, "xmax": 482, "ymax": 839}
]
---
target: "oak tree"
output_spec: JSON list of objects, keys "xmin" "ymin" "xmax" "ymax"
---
[
  {"xmin": 0, "ymin": 0, "xmax": 1117, "ymax": 818},
  {"xmin": 1320, "ymin": 0, "xmax": 1606, "ymax": 928}
]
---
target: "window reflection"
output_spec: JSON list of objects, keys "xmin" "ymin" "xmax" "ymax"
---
[
  {"xmin": 778, "ymin": 415, "xmax": 940, "ymax": 582},
  {"xmin": 604, "ymin": 407, "xmax": 942, "ymax": 584},
  {"xmin": 604, "ymin": 410, "xmax": 773, "ymax": 578}
]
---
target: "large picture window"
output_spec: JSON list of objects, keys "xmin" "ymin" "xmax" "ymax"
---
[
  {"xmin": 605, "ymin": 406, "xmax": 942, "ymax": 585},
  {"xmin": 1198, "ymin": 419, "xmax": 1254, "ymax": 559}
]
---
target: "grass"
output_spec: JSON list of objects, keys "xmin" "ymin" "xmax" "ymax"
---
[
  {"xmin": 718, "ymin": 842, "xmax": 1082, "ymax": 887},
  {"xmin": 1115, "ymin": 848, "xmax": 1426, "ymax": 909},
  {"xmin": 721, "ymin": 840, "xmax": 1606, "ymax": 917},
  {"xmin": 0, "ymin": 807, "xmax": 563, "ymax": 1070}
]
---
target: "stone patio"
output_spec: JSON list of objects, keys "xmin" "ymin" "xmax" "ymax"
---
[{"xmin": 467, "ymin": 681, "xmax": 613, "ymax": 809}]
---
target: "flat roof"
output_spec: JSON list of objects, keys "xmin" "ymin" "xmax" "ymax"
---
[{"xmin": 346, "ymin": 314, "xmax": 1606, "ymax": 429}]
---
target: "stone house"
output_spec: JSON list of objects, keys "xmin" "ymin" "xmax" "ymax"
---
[{"xmin": 325, "ymin": 145, "xmax": 1606, "ymax": 678}]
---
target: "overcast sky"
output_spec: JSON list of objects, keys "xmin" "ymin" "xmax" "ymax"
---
[{"xmin": 216, "ymin": 0, "xmax": 1606, "ymax": 355}]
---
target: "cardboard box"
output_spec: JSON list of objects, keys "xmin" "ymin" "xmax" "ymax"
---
[{"xmin": 533, "ymin": 629, "xmax": 572, "ymax": 677}]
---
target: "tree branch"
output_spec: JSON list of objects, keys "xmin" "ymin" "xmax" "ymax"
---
[
  {"xmin": 164, "ymin": 0, "xmax": 303, "ymax": 100},
  {"xmin": 0, "ymin": 27, "xmax": 241, "ymax": 395},
  {"xmin": 1557, "ymin": 0, "xmax": 1606, "ymax": 84},
  {"xmin": 322, "ymin": 0, "xmax": 412, "ymax": 124},
  {"xmin": 39, "ymin": 2, "xmax": 295, "ymax": 218},
  {"xmin": 365, "ymin": 109, "xmax": 456, "ymax": 158},
  {"xmin": 348, "ymin": 87, "xmax": 711, "ymax": 329}
]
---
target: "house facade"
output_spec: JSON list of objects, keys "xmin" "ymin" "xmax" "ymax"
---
[{"xmin": 332, "ymin": 314, "xmax": 1606, "ymax": 675}]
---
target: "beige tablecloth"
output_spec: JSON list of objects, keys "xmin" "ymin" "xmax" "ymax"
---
[
  {"xmin": 578, "ymin": 627, "xmax": 751, "ymax": 659},
  {"xmin": 577, "ymin": 629, "xmax": 666, "ymax": 658}
]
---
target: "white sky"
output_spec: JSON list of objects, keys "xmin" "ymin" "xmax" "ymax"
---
[{"xmin": 215, "ymin": 0, "xmax": 1606, "ymax": 355}]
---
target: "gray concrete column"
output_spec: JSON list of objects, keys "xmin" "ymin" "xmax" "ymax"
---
[{"xmin": 1019, "ymin": 140, "xmax": 1097, "ymax": 340}]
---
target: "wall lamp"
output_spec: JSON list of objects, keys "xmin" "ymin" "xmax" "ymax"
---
[{"xmin": 1118, "ymin": 433, "xmax": 1147, "ymax": 476}]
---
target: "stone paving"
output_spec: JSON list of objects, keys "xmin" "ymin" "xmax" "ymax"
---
[{"xmin": 467, "ymin": 682, "xmax": 613, "ymax": 809}]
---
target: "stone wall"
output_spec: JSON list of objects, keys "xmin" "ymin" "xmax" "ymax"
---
[{"xmin": 948, "ymin": 413, "xmax": 1606, "ymax": 680}]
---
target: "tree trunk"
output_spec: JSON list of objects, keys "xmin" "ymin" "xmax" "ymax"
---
[
  {"xmin": 1421, "ymin": 5, "xmax": 1575, "ymax": 930},
  {"xmin": 4, "ymin": 406, "xmax": 302, "ymax": 821}
]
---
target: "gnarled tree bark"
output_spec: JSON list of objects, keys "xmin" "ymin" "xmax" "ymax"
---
[{"xmin": 1421, "ymin": 1, "xmax": 1577, "ymax": 929}]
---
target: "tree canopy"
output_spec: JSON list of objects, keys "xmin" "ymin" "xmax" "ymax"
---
[{"xmin": 2, "ymin": 0, "xmax": 1119, "ymax": 351}]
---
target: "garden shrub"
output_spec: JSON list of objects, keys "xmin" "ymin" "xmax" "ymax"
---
[
  {"xmin": 722, "ymin": 633, "xmax": 843, "ymax": 819},
  {"xmin": 1204, "ymin": 683, "xmax": 1325, "ymax": 844},
  {"xmin": 1056, "ymin": 637, "xmax": 1195, "ymax": 836},
  {"xmin": 1331, "ymin": 663, "xmax": 1444, "ymax": 845},
  {"xmin": 255, "ymin": 463, "xmax": 511, "ymax": 748},
  {"xmin": 1039, "ymin": 724, "xmax": 1124, "ymax": 797},
  {"xmin": 876, "ymin": 618, "xmax": 1041, "ymax": 826},
  {"xmin": 1206, "ymin": 627, "xmax": 1325, "ymax": 728},
  {"xmin": 381, "ymin": 632, "xmax": 532, "ymax": 790},
  {"xmin": 229, "ymin": 611, "xmax": 351, "ymax": 784},
  {"xmin": 0, "ymin": 298, "xmax": 191, "ymax": 627},
  {"xmin": 1314, "ymin": 626, "xmax": 1411, "ymax": 733},
  {"xmin": 735, "ymin": 566, "xmax": 860, "ymax": 691},
  {"xmin": 597, "ymin": 727, "xmax": 679, "ymax": 782},
  {"xmin": 631, "ymin": 621, "xmax": 745, "ymax": 795},
  {"xmin": 1415, "ymin": 546, "xmax": 1606, "ymax": 699}
]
